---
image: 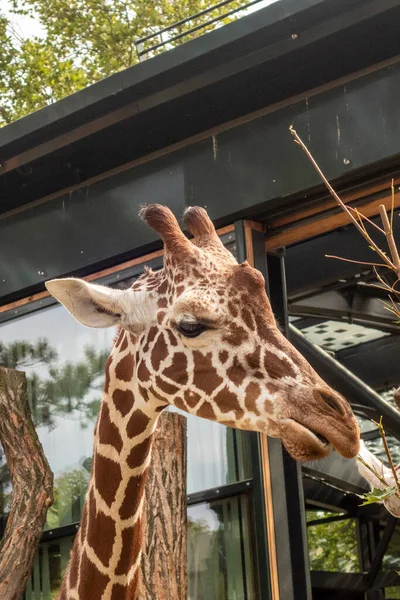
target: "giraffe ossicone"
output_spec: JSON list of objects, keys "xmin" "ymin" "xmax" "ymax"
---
[{"xmin": 46, "ymin": 204, "xmax": 360, "ymax": 599}]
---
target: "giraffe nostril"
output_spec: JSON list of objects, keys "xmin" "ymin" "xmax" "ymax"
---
[{"xmin": 318, "ymin": 390, "xmax": 347, "ymax": 417}]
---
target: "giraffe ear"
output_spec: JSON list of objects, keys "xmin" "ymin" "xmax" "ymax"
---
[{"xmin": 45, "ymin": 278, "xmax": 156, "ymax": 332}]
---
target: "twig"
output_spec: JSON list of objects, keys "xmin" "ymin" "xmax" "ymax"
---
[
  {"xmin": 356, "ymin": 454, "xmax": 390, "ymax": 488},
  {"xmin": 290, "ymin": 126, "xmax": 396, "ymax": 272},
  {"xmin": 349, "ymin": 206, "xmax": 385, "ymax": 234},
  {"xmin": 379, "ymin": 204, "xmax": 400, "ymax": 278},
  {"xmin": 373, "ymin": 417, "xmax": 400, "ymax": 493},
  {"xmin": 325, "ymin": 255, "xmax": 390, "ymax": 268}
]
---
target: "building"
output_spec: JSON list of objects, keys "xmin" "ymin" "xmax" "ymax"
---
[{"xmin": 0, "ymin": 0, "xmax": 400, "ymax": 598}]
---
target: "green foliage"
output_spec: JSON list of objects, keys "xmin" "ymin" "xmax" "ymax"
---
[
  {"xmin": 306, "ymin": 511, "xmax": 359, "ymax": 573},
  {"xmin": 1, "ymin": 0, "xmax": 245, "ymax": 126},
  {"xmin": 0, "ymin": 339, "xmax": 108, "ymax": 428},
  {"xmin": 359, "ymin": 486, "xmax": 398, "ymax": 506},
  {"xmin": 46, "ymin": 467, "xmax": 90, "ymax": 529}
]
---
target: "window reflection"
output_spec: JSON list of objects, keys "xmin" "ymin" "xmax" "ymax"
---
[
  {"xmin": 0, "ymin": 304, "xmax": 115, "ymax": 529},
  {"xmin": 307, "ymin": 510, "xmax": 359, "ymax": 573},
  {"xmin": 0, "ymin": 285, "xmax": 251, "ymax": 525},
  {"xmin": 188, "ymin": 494, "xmax": 258, "ymax": 600}
]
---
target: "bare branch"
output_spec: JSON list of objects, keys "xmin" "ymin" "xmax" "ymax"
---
[
  {"xmin": 379, "ymin": 204, "xmax": 400, "ymax": 278},
  {"xmin": 289, "ymin": 126, "xmax": 396, "ymax": 271}
]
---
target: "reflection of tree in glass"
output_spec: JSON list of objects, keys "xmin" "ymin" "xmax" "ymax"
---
[
  {"xmin": 0, "ymin": 340, "xmax": 106, "ymax": 530},
  {"xmin": 0, "ymin": 339, "xmax": 108, "ymax": 428},
  {"xmin": 307, "ymin": 511, "xmax": 359, "ymax": 573},
  {"xmin": 46, "ymin": 467, "xmax": 90, "ymax": 530}
]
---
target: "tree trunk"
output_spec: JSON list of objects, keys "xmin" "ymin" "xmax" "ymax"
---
[
  {"xmin": 141, "ymin": 412, "xmax": 187, "ymax": 600},
  {"xmin": 0, "ymin": 367, "xmax": 53, "ymax": 600}
]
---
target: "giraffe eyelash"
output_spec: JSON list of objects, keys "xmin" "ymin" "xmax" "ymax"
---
[{"xmin": 173, "ymin": 320, "xmax": 210, "ymax": 338}]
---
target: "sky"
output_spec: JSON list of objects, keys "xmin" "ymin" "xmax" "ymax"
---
[{"xmin": 3, "ymin": 0, "xmax": 45, "ymax": 38}]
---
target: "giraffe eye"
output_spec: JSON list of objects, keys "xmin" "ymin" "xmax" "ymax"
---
[{"xmin": 176, "ymin": 321, "xmax": 208, "ymax": 338}]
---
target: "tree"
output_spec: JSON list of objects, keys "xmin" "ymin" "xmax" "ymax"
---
[
  {"xmin": 0, "ymin": 339, "xmax": 109, "ymax": 428},
  {"xmin": 1, "ymin": 0, "xmax": 245, "ymax": 126}
]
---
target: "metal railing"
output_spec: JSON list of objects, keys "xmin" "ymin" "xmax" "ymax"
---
[{"xmin": 134, "ymin": 0, "xmax": 269, "ymax": 61}]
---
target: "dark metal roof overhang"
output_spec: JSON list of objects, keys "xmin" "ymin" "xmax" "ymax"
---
[{"xmin": 2, "ymin": 0, "xmax": 400, "ymax": 212}]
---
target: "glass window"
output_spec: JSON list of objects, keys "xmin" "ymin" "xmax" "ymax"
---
[
  {"xmin": 306, "ymin": 510, "xmax": 359, "ymax": 573},
  {"xmin": 188, "ymin": 494, "xmax": 258, "ymax": 600},
  {"xmin": 0, "ymin": 304, "xmax": 114, "ymax": 530},
  {"xmin": 2, "ymin": 245, "xmax": 259, "ymax": 599},
  {"xmin": 23, "ymin": 536, "xmax": 75, "ymax": 600}
]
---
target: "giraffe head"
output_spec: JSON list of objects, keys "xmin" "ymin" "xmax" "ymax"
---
[{"xmin": 46, "ymin": 205, "xmax": 359, "ymax": 461}]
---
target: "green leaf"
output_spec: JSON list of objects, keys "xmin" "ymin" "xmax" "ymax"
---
[{"xmin": 358, "ymin": 486, "xmax": 398, "ymax": 506}]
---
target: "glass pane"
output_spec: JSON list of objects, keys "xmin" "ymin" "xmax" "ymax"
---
[
  {"xmin": 307, "ymin": 510, "xmax": 359, "ymax": 573},
  {"xmin": 0, "ymin": 260, "xmax": 252, "ymax": 525},
  {"xmin": 0, "ymin": 304, "xmax": 115, "ymax": 529},
  {"xmin": 188, "ymin": 494, "xmax": 259, "ymax": 600},
  {"xmin": 171, "ymin": 408, "xmax": 252, "ymax": 494},
  {"xmin": 23, "ymin": 537, "xmax": 75, "ymax": 600}
]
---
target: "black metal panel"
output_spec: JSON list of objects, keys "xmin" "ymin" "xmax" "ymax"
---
[
  {"xmin": 285, "ymin": 212, "xmax": 400, "ymax": 297},
  {"xmin": 337, "ymin": 335, "xmax": 400, "ymax": 391},
  {"xmin": 0, "ymin": 161, "xmax": 184, "ymax": 303}
]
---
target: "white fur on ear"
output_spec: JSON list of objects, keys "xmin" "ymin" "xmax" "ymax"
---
[{"xmin": 46, "ymin": 278, "xmax": 156, "ymax": 332}]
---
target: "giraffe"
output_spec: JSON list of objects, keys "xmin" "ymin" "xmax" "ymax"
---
[{"xmin": 45, "ymin": 204, "xmax": 360, "ymax": 599}]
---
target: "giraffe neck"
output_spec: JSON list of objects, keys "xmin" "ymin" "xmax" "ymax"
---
[{"xmin": 58, "ymin": 333, "xmax": 165, "ymax": 600}]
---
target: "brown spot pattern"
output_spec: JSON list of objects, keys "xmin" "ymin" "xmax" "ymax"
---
[
  {"xmin": 78, "ymin": 550, "xmax": 110, "ymax": 599},
  {"xmin": 245, "ymin": 382, "xmax": 261, "ymax": 415},
  {"xmin": 174, "ymin": 396, "xmax": 187, "ymax": 411},
  {"xmin": 115, "ymin": 522, "xmax": 142, "ymax": 576},
  {"xmin": 184, "ymin": 389, "xmax": 202, "ymax": 408},
  {"xmin": 68, "ymin": 541, "xmax": 80, "ymax": 589},
  {"xmin": 126, "ymin": 409, "xmax": 150, "ymax": 438},
  {"xmin": 166, "ymin": 329, "xmax": 178, "ymax": 346},
  {"xmin": 264, "ymin": 350, "xmax": 296, "ymax": 380},
  {"xmin": 214, "ymin": 386, "xmax": 243, "ymax": 417},
  {"xmin": 227, "ymin": 357, "xmax": 246, "ymax": 386},
  {"xmin": 94, "ymin": 454, "xmax": 122, "ymax": 507},
  {"xmin": 242, "ymin": 308, "xmax": 255, "ymax": 330},
  {"xmin": 112, "ymin": 389, "xmax": 135, "ymax": 417},
  {"xmin": 143, "ymin": 326, "xmax": 158, "ymax": 353},
  {"xmin": 156, "ymin": 376, "xmax": 179, "ymax": 396},
  {"xmin": 115, "ymin": 353, "xmax": 135, "ymax": 382},
  {"xmin": 157, "ymin": 311, "xmax": 166, "ymax": 324},
  {"xmin": 157, "ymin": 279, "xmax": 168, "ymax": 294},
  {"xmin": 219, "ymin": 350, "xmax": 229, "ymax": 364},
  {"xmin": 98, "ymin": 403, "xmax": 123, "ymax": 453},
  {"xmin": 163, "ymin": 352, "xmax": 188, "ymax": 384},
  {"xmin": 104, "ymin": 355, "xmax": 112, "ymax": 393},
  {"xmin": 137, "ymin": 359, "xmax": 151, "ymax": 382},
  {"xmin": 119, "ymin": 335, "xmax": 128, "ymax": 352},
  {"xmin": 119, "ymin": 475, "xmax": 146, "ymax": 520},
  {"xmin": 228, "ymin": 301, "xmax": 238, "ymax": 317},
  {"xmin": 151, "ymin": 333, "xmax": 169, "ymax": 371},
  {"xmin": 192, "ymin": 351, "xmax": 223, "ymax": 395},
  {"xmin": 246, "ymin": 346, "xmax": 261, "ymax": 369},
  {"xmin": 223, "ymin": 324, "xmax": 248, "ymax": 347},
  {"xmin": 87, "ymin": 490, "xmax": 116, "ymax": 567},
  {"xmin": 127, "ymin": 438, "xmax": 152, "ymax": 469},
  {"xmin": 197, "ymin": 402, "xmax": 217, "ymax": 420}
]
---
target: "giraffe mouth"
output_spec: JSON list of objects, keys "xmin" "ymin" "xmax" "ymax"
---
[{"xmin": 280, "ymin": 418, "xmax": 333, "ymax": 459}]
